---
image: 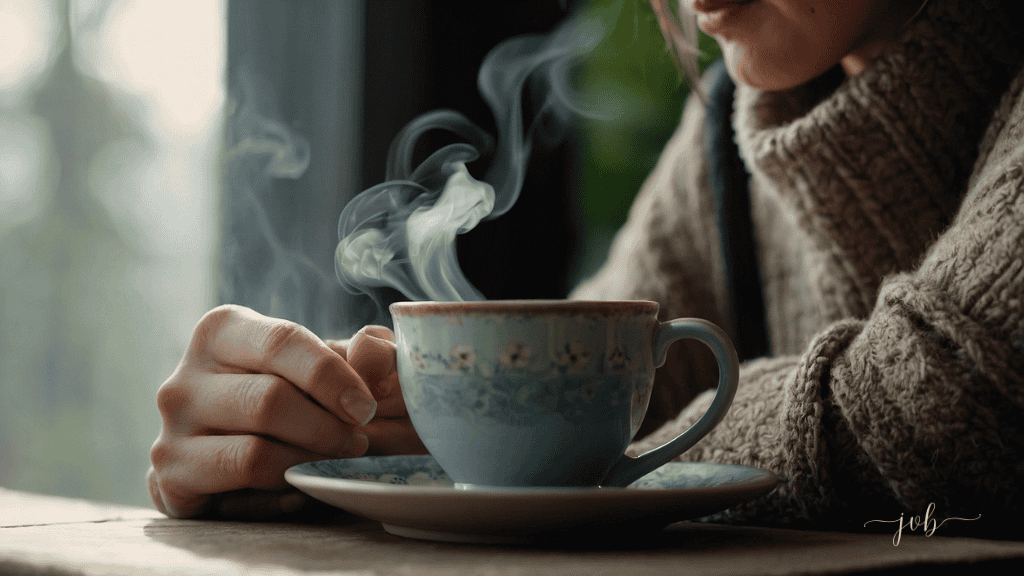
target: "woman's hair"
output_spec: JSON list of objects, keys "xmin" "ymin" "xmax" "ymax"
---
[{"xmin": 649, "ymin": 0, "xmax": 703, "ymax": 96}]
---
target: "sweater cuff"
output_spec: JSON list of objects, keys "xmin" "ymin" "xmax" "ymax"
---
[
  {"xmin": 625, "ymin": 320, "xmax": 864, "ymax": 526},
  {"xmin": 777, "ymin": 319, "xmax": 863, "ymax": 522}
]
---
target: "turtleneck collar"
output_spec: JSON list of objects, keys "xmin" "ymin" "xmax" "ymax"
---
[{"xmin": 732, "ymin": 0, "xmax": 1024, "ymax": 315}]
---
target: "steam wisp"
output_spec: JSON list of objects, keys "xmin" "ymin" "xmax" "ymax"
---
[{"xmin": 335, "ymin": 11, "xmax": 606, "ymax": 312}]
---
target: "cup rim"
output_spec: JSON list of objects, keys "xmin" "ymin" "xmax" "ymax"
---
[{"xmin": 389, "ymin": 299, "xmax": 659, "ymax": 317}]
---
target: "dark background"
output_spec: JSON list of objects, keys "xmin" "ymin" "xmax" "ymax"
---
[{"xmin": 362, "ymin": 0, "xmax": 581, "ymax": 301}]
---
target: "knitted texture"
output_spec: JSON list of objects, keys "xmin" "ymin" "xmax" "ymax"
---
[{"xmin": 580, "ymin": 0, "xmax": 1024, "ymax": 531}]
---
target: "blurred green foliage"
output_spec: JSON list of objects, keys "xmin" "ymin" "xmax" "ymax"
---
[{"xmin": 573, "ymin": 0, "xmax": 720, "ymax": 280}]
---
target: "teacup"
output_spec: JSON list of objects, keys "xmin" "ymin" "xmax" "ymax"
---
[{"xmin": 389, "ymin": 300, "xmax": 738, "ymax": 488}]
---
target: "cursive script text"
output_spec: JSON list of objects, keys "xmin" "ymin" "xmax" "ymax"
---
[{"xmin": 864, "ymin": 503, "xmax": 981, "ymax": 545}]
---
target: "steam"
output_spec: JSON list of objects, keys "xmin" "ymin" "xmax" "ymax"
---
[
  {"xmin": 335, "ymin": 10, "xmax": 607, "ymax": 309},
  {"xmin": 226, "ymin": 108, "xmax": 310, "ymax": 179},
  {"xmin": 224, "ymin": 62, "xmax": 352, "ymax": 336}
]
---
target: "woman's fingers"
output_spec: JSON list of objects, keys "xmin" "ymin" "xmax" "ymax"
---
[
  {"xmin": 361, "ymin": 418, "xmax": 428, "ymax": 456},
  {"xmin": 205, "ymin": 489, "xmax": 320, "ymax": 521},
  {"xmin": 345, "ymin": 325, "xmax": 407, "ymax": 418},
  {"xmin": 150, "ymin": 462, "xmax": 321, "ymax": 520},
  {"xmin": 163, "ymin": 372, "xmax": 369, "ymax": 458},
  {"xmin": 147, "ymin": 466, "xmax": 169, "ymax": 515},
  {"xmin": 150, "ymin": 433, "xmax": 325, "ymax": 518},
  {"xmin": 192, "ymin": 305, "xmax": 378, "ymax": 426},
  {"xmin": 150, "ymin": 306, "xmax": 427, "ymax": 520}
]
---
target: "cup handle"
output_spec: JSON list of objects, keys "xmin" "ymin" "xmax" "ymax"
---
[{"xmin": 599, "ymin": 318, "xmax": 740, "ymax": 488}]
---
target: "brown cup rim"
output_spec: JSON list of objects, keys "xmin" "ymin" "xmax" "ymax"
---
[{"xmin": 389, "ymin": 299, "xmax": 659, "ymax": 317}]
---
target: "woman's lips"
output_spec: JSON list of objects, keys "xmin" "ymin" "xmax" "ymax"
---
[{"xmin": 691, "ymin": 0, "xmax": 758, "ymax": 38}]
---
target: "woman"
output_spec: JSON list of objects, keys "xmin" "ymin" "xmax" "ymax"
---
[
  {"xmin": 584, "ymin": 0, "xmax": 1024, "ymax": 531},
  {"xmin": 149, "ymin": 0, "xmax": 1024, "ymax": 531}
]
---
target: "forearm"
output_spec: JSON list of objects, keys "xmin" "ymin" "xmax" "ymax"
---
[{"xmin": 626, "ymin": 80, "xmax": 1024, "ymax": 530}]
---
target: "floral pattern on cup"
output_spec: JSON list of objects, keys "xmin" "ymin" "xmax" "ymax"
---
[
  {"xmin": 563, "ymin": 380, "xmax": 600, "ymax": 405},
  {"xmin": 554, "ymin": 341, "xmax": 590, "ymax": 371},
  {"xmin": 499, "ymin": 341, "xmax": 532, "ymax": 368},
  {"xmin": 409, "ymin": 372, "xmax": 627, "ymax": 427},
  {"xmin": 448, "ymin": 344, "xmax": 476, "ymax": 371},
  {"xmin": 607, "ymin": 346, "xmax": 630, "ymax": 372},
  {"xmin": 304, "ymin": 455, "xmax": 454, "ymax": 487}
]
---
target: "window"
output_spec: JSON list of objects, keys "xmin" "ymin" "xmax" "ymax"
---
[
  {"xmin": 0, "ymin": 0, "xmax": 694, "ymax": 507},
  {"xmin": 0, "ymin": 0, "xmax": 224, "ymax": 506}
]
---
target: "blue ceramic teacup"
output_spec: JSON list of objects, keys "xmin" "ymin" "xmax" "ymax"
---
[{"xmin": 389, "ymin": 300, "xmax": 739, "ymax": 488}]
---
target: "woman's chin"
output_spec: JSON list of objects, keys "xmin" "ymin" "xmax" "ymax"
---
[{"xmin": 720, "ymin": 43, "xmax": 825, "ymax": 92}]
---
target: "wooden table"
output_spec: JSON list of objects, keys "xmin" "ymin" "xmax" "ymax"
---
[{"xmin": 3, "ymin": 487, "xmax": 1024, "ymax": 575}]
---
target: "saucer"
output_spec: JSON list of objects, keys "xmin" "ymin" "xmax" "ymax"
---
[{"xmin": 285, "ymin": 455, "xmax": 778, "ymax": 544}]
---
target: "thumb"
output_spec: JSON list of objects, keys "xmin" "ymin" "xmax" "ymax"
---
[{"xmin": 346, "ymin": 326, "xmax": 405, "ymax": 416}]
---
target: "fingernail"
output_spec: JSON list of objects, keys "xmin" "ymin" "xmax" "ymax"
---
[
  {"xmin": 363, "ymin": 325, "xmax": 394, "ymax": 341},
  {"xmin": 340, "ymin": 389, "xmax": 377, "ymax": 425},
  {"xmin": 342, "ymin": 432, "xmax": 369, "ymax": 457}
]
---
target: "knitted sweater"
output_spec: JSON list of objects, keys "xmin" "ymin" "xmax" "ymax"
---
[{"xmin": 573, "ymin": 0, "xmax": 1024, "ymax": 532}]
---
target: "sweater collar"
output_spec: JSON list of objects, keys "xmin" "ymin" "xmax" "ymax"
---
[{"xmin": 732, "ymin": 0, "xmax": 1023, "ymax": 308}]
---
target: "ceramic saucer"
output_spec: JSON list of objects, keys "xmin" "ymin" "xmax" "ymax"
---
[{"xmin": 285, "ymin": 455, "xmax": 778, "ymax": 544}]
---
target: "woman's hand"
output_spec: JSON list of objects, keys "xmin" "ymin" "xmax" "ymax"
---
[{"xmin": 147, "ymin": 304, "xmax": 425, "ymax": 519}]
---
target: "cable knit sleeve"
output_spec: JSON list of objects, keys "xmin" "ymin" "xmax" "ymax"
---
[{"xmin": 629, "ymin": 74, "xmax": 1024, "ymax": 532}]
